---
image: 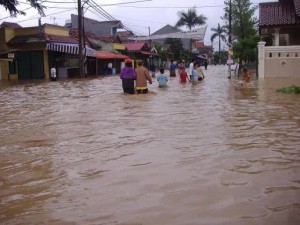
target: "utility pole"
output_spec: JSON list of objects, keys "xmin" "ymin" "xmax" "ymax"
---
[
  {"xmin": 77, "ymin": 0, "xmax": 84, "ymax": 77},
  {"xmin": 228, "ymin": 0, "xmax": 232, "ymax": 79}
]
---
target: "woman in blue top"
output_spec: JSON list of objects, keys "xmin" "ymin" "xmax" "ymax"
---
[
  {"xmin": 120, "ymin": 59, "xmax": 136, "ymax": 94},
  {"xmin": 169, "ymin": 60, "xmax": 176, "ymax": 77},
  {"xmin": 157, "ymin": 68, "xmax": 168, "ymax": 87}
]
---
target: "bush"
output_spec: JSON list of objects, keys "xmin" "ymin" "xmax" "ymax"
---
[{"xmin": 276, "ymin": 85, "xmax": 300, "ymax": 94}]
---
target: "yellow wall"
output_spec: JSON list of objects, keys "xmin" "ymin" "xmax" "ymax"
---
[
  {"xmin": 0, "ymin": 25, "xmax": 71, "ymax": 80},
  {"xmin": 15, "ymin": 27, "xmax": 39, "ymax": 36},
  {"xmin": 45, "ymin": 25, "xmax": 69, "ymax": 36},
  {"xmin": 0, "ymin": 28, "xmax": 15, "ymax": 49},
  {"xmin": 0, "ymin": 61, "xmax": 9, "ymax": 80}
]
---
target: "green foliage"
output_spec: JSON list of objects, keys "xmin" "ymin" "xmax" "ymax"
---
[
  {"xmin": 276, "ymin": 86, "xmax": 300, "ymax": 94},
  {"xmin": 175, "ymin": 7, "xmax": 207, "ymax": 53},
  {"xmin": 222, "ymin": 0, "xmax": 259, "ymax": 67},
  {"xmin": 154, "ymin": 44, "xmax": 168, "ymax": 61},
  {"xmin": 213, "ymin": 51, "xmax": 228, "ymax": 64},
  {"xmin": 261, "ymin": 35, "xmax": 273, "ymax": 46},
  {"xmin": 164, "ymin": 38, "xmax": 185, "ymax": 60},
  {"xmin": 0, "ymin": 0, "xmax": 45, "ymax": 17},
  {"xmin": 232, "ymin": 35, "xmax": 260, "ymax": 67},
  {"xmin": 175, "ymin": 7, "xmax": 207, "ymax": 30},
  {"xmin": 223, "ymin": 0, "xmax": 258, "ymax": 40}
]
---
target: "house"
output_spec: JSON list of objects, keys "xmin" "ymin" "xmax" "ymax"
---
[
  {"xmin": 69, "ymin": 29, "xmax": 128, "ymax": 75},
  {"xmin": 68, "ymin": 14, "xmax": 124, "ymax": 36},
  {"xmin": 258, "ymin": 0, "xmax": 300, "ymax": 78},
  {"xmin": 151, "ymin": 24, "xmax": 197, "ymax": 52},
  {"xmin": 0, "ymin": 23, "xmax": 96, "ymax": 80},
  {"xmin": 193, "ymin": 41, "xmax": 213, "ymax": 65},
  {"xmin": 117, "ymin": 30, "xmax": 135, "ymax": 43},
  {"xmin": 123, "ymin": 42, "xmax": 159, "ymax": 68}
]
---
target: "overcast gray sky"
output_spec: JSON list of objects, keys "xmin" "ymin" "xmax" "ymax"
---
[{"xmin": 1, "ymin": 0, "xmax": 274, "ymax": 47}]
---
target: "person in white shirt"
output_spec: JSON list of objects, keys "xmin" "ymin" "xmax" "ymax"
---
[
  {"xmin": 50, "ymin": 66, "xmax": 57, "ymax": 81},
  {"xmin": 107, "ymin": 62, "xmax": 113, "ymax": 74},
  {"xmin": 188, "ymin": 60, "xmax": 196, "ymax": 81}
]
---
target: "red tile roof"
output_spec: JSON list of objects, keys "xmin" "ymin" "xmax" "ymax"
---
[
  {"xmin": 96, "ymin": 51, "xmax": 128, "ymax": 59},
  {"xmin": 46, "ymin": 34, "xmax": 78, "ymax": 43},
  {"xmin": 124, "ymin": 42, "xmax": 147, "ymax": 51},
  {"xmin": 259, "ymin": 1, "xmax": 300, "ymax": 26},
  {"xmin": 295, "ymin": 0, "xmax": 300, "ymax": 16}
]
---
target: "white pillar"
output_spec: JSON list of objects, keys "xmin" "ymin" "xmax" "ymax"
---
[
  {"xmin": 258, "ymin": 41, "xmax": 266, "ymax": 79},
  {"xmin": 285, "ymin": 34, "xmax": 290, "ymax": 46},
  {"xmin": 274, "ymin": 28, "xmax": 280, "ymax": 46}
]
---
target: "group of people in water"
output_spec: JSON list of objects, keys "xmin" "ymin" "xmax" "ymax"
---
[
  {"xmin": 120, "ymin": 59, "xmax": 208, "ymax": 95},
  {"xmin": 120, "ymin": 58, "xmax": 251, "ymax": 95}
]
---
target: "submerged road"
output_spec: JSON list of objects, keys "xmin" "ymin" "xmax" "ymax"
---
[{"xmin": 1, "ymin": 65, "xmax": 300, "ymax": 225}]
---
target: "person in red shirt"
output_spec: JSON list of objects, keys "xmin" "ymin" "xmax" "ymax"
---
[{"xmin": 179, "ymin": 67, "xmax": 189, "ymax": 83}]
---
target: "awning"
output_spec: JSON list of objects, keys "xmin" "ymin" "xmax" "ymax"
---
[
  {"xmin": 96, "ymin": 51, "xmax": 129, "ymax": 59},
  {"xmin": 196, "ymin": 54, "xmax": 207, "ymax": 59},
  {"xmin": 46, "ymin": 42, "xmax": 96, "ymax": 57}
]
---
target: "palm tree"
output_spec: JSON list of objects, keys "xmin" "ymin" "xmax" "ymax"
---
[
  {"xmin": 210, "ymin": 23, "xmax": 227, "ymax": 53},
  {"xmin": 175, "ymin": 7, "xmax": 207, "ymax": 52}
]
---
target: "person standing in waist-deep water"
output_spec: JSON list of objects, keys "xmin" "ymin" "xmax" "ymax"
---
[
  {"xmin": 177, "ymin": 60, "xmax": 184, "ymax": 76},
  {"xmin": 169, "ymin": 60, "xmax": 177, "ymax": 77},
  {"xmin": 120, "ymin": 59, "xmax": 136, "ymax": 94},
  {"xmin": 50, "ymin": 66, "xmax": 57, "ymax": 81},
  {"xmin": 179, "ymin": 67, "xmax": 189, "ymax": 83},
  {"xmin": 135, "ymin": 60, "xmax": 152, "ymax": 94},
  {"xmin": 242, "ymin": 68, "xmax": 251, "ymax": 84},
  {"xmin": 107, "ymin": 62, "xmax": 113, "ymax": 74},
  {"xmin": 204, "ymin": 60, "xmax": 208, "ymax": 70},
  {"xmin": 150, "ymin": 63, "xmax": 156, "ymax": 77},
  {"xmin": 188, "ymin": 59, "xmax": 196, "ymax": 81},
  {"xmin": 196, "ymin": 63, "xmax": 205, "ymax": 80},
  {"xmin": 157, "ymin": 68, "xmax": 168, "ymax": 88}
]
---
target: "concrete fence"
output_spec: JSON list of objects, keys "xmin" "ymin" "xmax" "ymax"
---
[{"xmin": 258, "ymin": 41, "xmax": 300, "ymax": 78}]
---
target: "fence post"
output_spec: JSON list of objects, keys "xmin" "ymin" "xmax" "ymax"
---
[{"xmin": 257, "ymin": 41, "xmax": 266, "ymax": 78}]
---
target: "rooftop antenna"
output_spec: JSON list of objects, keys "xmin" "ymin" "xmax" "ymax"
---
[{"xmin": 50, "ymin": 17, "xmax": 57, "ymax": 25}]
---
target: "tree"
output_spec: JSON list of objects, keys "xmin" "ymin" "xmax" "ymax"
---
[
  {"xmin": 175, "ymin": 7, "xmax": 207, "ymax": 52},
  {"xmin": 164, "ymin": 38, "xmax": 185, "ymax": 60},
  {"xmin": 210, "ymin": 23, "xmax": 227, "ymax": 53},
  {"xmin": 155, "ymin": 44, "xmax": 168, "ymax": 62},
  {"xmin": 222, "ymin": 0, "xmax": 258, "ymax": 67},
  {"xmin": 232, "ymin": 35, "xmax": 260, "ymax": 66},
  {"xmin": 0, "ymin": 0, "xmax": 45, "ymax": 17}
]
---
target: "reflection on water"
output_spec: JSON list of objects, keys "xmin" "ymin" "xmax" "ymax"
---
[{"xmin": 1, "ymin": 66, "xmax": 300, "ymax": 225}]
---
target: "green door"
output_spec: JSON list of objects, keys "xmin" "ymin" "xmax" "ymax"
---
[{"xmin": 18, "ymin": 51, "xmax": 44, "ymax": 80}]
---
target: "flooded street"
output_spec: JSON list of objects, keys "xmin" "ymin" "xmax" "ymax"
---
[{"xmin": 1, "ymin": 65, "xmax": 300, "ymax": 225}]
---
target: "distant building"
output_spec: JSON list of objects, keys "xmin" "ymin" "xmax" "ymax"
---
[
  {"xmin": 192, "ymin": 41, "xmax": 213, "ymax": 64},
  {"xmin": 68, "ymin": 14, "xmax": 124, "ymax": 36},
  {"xmin": 151, "ymin": 24, "xmax": 192, "ymax": 52}
]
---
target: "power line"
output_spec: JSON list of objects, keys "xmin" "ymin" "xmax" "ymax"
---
[{"xmin": 15, "ymin": 9, "xmax": 75, "ymax": 23}]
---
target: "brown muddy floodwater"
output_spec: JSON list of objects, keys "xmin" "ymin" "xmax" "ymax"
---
[{"xmin": 0, "ymin": 65, "xmax": 300, "ymax": 225}]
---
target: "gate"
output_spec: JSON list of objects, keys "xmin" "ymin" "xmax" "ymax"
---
[{"xmin": 18, "ymin": 51, "xmax": 44, "ymax": 80}]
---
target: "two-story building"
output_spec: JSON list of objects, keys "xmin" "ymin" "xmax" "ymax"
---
[{"xmin": 0, "ymin": 22, "xmax": 96, "ymax": 80}]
